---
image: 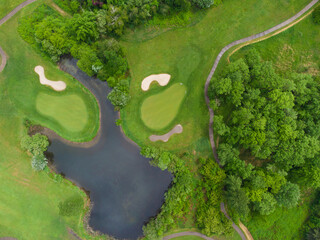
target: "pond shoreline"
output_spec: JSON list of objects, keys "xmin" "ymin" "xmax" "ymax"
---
[{"xmin": 39, "ymin": 58, "xmax": 172, "ymax": 239}]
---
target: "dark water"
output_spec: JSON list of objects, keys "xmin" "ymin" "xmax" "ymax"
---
[{"xmin": 48, "ymin": 59, "xmax": 172, "ymax": 239}]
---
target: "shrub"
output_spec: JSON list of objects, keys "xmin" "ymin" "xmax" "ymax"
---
[
  {"xmin": 31, "ymin": 153, "xmax": 48, "ymax": 171},
  {"xmin": 191, "ymin": 0, "xmax": 214, "ymax": 8},
  {"xmin": 313, "ymin": 6, "xmax": 320, "ymax": 24},
  {"xmin": 58, "ymin": 195, "xmax": 84, "ymax": 216},
  {"xmin": 21, "ymin": 133, "xmax": 49, "ymax": 156}
]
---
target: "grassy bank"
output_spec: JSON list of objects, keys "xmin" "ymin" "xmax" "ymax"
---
[
  {"xmin": 0, "ymin": 0, "xmax": 25, "ymax": 19},
  {"xmin": 121, "ymin": 0, "xmax": 311, "ymax": 156}
]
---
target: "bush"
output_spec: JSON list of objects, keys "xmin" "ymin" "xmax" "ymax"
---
[
  {"xmin": 191, "ymin": 0, "xmax": 214, "ymax": 8},
  {"xmin": 31, "ymin": 153, "xmax": 48, "ymax": 171},
  {"xmin": 313, "ymin": 6, "xmax": 320, "ymax": 24},
  {"xmin": 21, "ymin": 133, "xmax": 49, "ymax": 156},
  {"xmin": 58, "ymin": 195, "xmax": 84, "ymax": 216}
]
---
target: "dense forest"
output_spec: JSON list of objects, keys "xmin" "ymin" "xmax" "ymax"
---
[{"xmin": 209, "ymin": 49, "xmax": 320, "ymax": 221}]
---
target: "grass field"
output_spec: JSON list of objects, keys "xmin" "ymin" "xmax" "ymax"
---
[
  {"xmin": 0, "ymin": 1, "xmax": 99, "ymax": 142},
  {"xmin": 0, "ymin": 0, "xmax": 25, "ymax": 19},
  {"xmin": 0, "ymin": 1, "xmax": 104, "ymax": 239},
  {"xmin": 141, "ymin": 83, "xmax": 186, "ymax": 130},
  {"xmin": 36, "ymin": 93, "xmax": 88, "ymax": 132},
  {"xmin": 121, "ymin": 0, "xmax": 311, "ymax": 155}
]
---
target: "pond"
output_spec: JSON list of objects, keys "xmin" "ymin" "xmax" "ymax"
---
[{"xmin": 48, "ymin": 58, "xmax": 172, "ymax": 239}]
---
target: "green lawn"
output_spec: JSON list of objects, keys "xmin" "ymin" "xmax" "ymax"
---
[
  {"xmin": 141, "ymin": 83, "xmax": 186, "ymax": 130},
  {"xmin": 0, "ymin": 1, "xmax": 99, "ymax": 142},
  {"xmin": 0, "ymin": 0, "xmax": 25, "ymax": 19},
  {"xmin": 36, "ymin": 93, "xmax": 88, "ymax": 132},
  {"xmin": 230, "ymin": 13, "xmax": 320, "ymax": 78},
  {"xmin": 121, "ymin": 0, "xmax": 311, "ymax": 155}
]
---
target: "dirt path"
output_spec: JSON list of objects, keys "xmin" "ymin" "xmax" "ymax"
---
[
  {"xmin": 0, "ymin": 46, "xmax": 7, "ymax": 72},
  {"xmin": 163, "ymin": 231, "xmax": 215, "ymax": 240},
  {"xmin": 203, "ymin": 1, "xmax": 319, "ymax": 240}
]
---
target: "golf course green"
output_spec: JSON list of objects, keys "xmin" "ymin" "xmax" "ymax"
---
[
  {"xmin": 141, "ymin": 83, "xmax": 186, "ymax": 130},
  {"xmin": 36, "ymin": 93, "xmax": 88, "ymax": 132}
]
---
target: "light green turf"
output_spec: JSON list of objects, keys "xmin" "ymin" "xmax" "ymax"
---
[
  {"xmin": 0, "ymin": 1, "xmax": 99, "ymax": 142},
  {"xmin": 121, "ymin": 0, "xmax": 311, "ymax": 154},
  {"xmin": 0, "ymin": 0, "xmax": 25, "ymax": 19},
  {"xmin": 141, "ymin": 83, "xmax": 186, "ymax": 130},
  {"xmin": 36, "ymin": 93, "xmax": 88, "ymax": 132},
  {"xmin": 227, "ymin": 12, "xmax": 320, "ymax": 240}
]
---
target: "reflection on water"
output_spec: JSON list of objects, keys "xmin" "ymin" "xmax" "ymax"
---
[{"xmin": 48, "ymin": 58, "xmax": 172, "ymax": 239}]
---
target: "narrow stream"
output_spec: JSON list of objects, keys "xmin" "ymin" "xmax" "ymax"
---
[{"xmin": 48, "ymin": 58, "xmax": 172, "ymax": 239}]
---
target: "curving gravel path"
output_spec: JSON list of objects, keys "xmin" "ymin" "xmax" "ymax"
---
[
  {"xmin": 202, "ymin": 1, "xmax": 319, "ymax": 240},
  {"xmin": 163, "ymin": 231, "xmax": 214, "ymax": 240}
]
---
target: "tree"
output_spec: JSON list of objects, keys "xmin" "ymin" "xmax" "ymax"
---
[
  {"xmin": 307, "ymin": 228, "xmax": 320, "ymax": 240},
  {"xmin": 191, "ymin": 0, "xmax": 214, "ymax": 9},
  {"xmin": 213, "ymin": 115, "xmax": 229, "ymax": 136},
  {"xmin": 275, "ymin": 182, "xmax": 300, "ymax": 208},
  {"xmin": 31, "ymin": 153, "xmax": 48, "ymax": 171},
  {"xmin": 70, "ymin": 11, "xmax": 99, "ymax": 43},
  {"xmin": 254, "ymin": 192, "xmax": 277, "ymax": 215},
  {"xmin": 21, "ymin": 133, "xmax": 49, "ymax": 156},
  {"xmin": 313, "ymin": 6, "xmax": 320, "ymax": 24}
]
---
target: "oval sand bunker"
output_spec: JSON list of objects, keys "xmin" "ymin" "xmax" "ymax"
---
[
  {"xmin": 35, "ymin": 66, "xmax": 66, "ymax": 91},
  {"xmin": 149, "ymin": 124, "xmax": 183, "ymax": 142},
  {"xmin": 141, "ymin": 74, "xmax": 171, "ymax": 91}
]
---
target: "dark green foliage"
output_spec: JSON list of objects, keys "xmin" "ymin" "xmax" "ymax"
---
[
  {"xmin": 58, "ymin": 195, "xmax": 84, "ymax": 216},
  {"xmin": 196, "ymin": 158, "xmax": 232, "ymax": 235},
  {"xmin": 31, "ymin": 153, "xmax": 48, "ymax": 171},
  {"xmin": 312, "ymin": 6, "xmax": 320, "ymax": 24},
  {"xmin": 21, "ymin": 133, "xmax": 49, "ymax": 156},
  {"xmin": 191, "ymin": 0, "xmax": 214, "ymax": 8},
  {"xmin": 275, "ymin": 182, "xmax": 300, "ymax": 208},
  {"xmin": 107, "ymin": 79, "xmax": 131, "ymax": 109},
  {"xmin": 141, "ymin": 147, "xmax": 195, "ymax": 238}
]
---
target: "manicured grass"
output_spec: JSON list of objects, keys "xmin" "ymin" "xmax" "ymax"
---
[
  {"xmin": 0, "ymin": 0, "xmax": 25, "ymax": 19},
  {"xmin": 121, "ymin": 0, "xmax": 311, "ymax": 155},
  {"xmin": 141, "ymin": 83, "xmax": 186, "ymax": 130},
  {"xmin": 0, "ymin": 1, "xmax": 99, "ymax": 142},
  {"xmin": 36, "ymin": 93, "xmax": 88, "ymax": 132}
]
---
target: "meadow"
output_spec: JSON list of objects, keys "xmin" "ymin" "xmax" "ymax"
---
[{"xmin": 121, "ymin": 0, "xmax": 311, "ymax": 156}]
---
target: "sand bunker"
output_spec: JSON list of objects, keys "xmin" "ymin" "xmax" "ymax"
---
[
  {"xmin": 34, "ymin": 66, "xmax": 66, "ymax": 91},
  {"xmin": 149, "ymin": 124, "xmax": 183, "ymax": 142},
  {"xmin": 141, "ymin": 74, "xmax": 171, "ymax": 91}
]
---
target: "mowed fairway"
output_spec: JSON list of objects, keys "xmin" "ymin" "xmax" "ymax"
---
[
  {"xmin": 141, "ymin": 83, "xmax": 186, "ymax": 130},
  {"xmin": 36, "ymin": 93, "xmax": 88, "ymax": 132},
  {"xmin": 121, "ymin": 0, "xmax": 311, "ymax": 154}
]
